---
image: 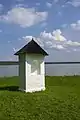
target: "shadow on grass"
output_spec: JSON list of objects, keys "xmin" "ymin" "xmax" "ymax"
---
[{"xmin": 0, "ymin": 86, "xmax": 19, "ymax": 91}]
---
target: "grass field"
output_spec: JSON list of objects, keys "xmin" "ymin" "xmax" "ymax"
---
[{"xmin": 0, "ymin": 76, "xmax": 80, "ymax": 120}]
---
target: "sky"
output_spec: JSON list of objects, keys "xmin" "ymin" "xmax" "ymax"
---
[{"xmin": 0, "ymin": 0, "xmax": 80, "ymax": 61}]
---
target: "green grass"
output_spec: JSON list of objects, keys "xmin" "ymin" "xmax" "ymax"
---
[{"xmin": 0, "ymin": 76, "xmax": 80, "ymax": 120}]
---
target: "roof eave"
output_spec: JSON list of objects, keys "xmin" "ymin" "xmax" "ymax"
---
[{"xmin": 14, "ymin": 52, "xmax": 48, "ymax": 56}]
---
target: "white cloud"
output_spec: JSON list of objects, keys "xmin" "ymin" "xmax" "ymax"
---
[
  {"xmin": 52, "ymin": 29, "xmax": 66, "ymax": 41},
  {"xmin": 21, "ymin": 29, "xmax": 80, "ymax": 51},
  {"xmin": 35, "ymin": 37, "xmax": 45, "ymax": 47},
  {"xmin": 22, "ymin": 36, "xmax": 44, "ymax": 47},
  {"xmin": 53, "ymin": 29, "xmax": 61, "ymax": 35},
  {"xmin": 70, "ymin": 20, "xmax": 80, "ymax": 30},
  {"xmin": 66, "ymin": 40, "xmax": 80, "ymax": 46},
  {"xmin": 52, "ymin": 44, "xmax": 65, "ymax": 49},
  {"xmin": 40, "ymin": 31, "xmax": 53, "ymax": 40},
  {"xmin": 68, "ymin": 0, "xmax": 80, "ymax": 7},
  {"xmin": 40, "ymin": 30, "xmax": 64, "ymax": 41},
  {"xmin": 0, "ymin": 7, "xmax": 48, "ymax": 28},
  {"xmin": 46, "ymin": 2, "xmax": 52, "ymax": 8},
  {"xmin": 22, "ymin": 36, "xmax": 33, "ymax": 42}
]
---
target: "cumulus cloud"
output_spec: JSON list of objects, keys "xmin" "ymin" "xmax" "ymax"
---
[
  {"xmin": 21, "ymin": 29, "xmax": 80, "ymax": 51},
  {"xmin": 66, "ymin": 40, "xmax": 80, "ymax": 46},
  {"xmin": 22, "ymin": 36, "xmax": 44, "ymax": 47},
  {"xmin": 40, "ymin": 31, "xmax": 53, "ymax": 40},
  {"xmin": 70, "ymin": 20, "xmax": 80, "ymax": 30},
  {"xmin": 46, "ymin": 2, "xmax": 52, "ymax": 8},
  {"xmin": 52, "ymin": 44, "xmax": 65, "ymax": 49},
  {"xmin": 52, "ymin": 29, "xmax": 66, "ymax": 41},
  {"xmin": 22, "ymin": 31, "xmax": 66, "ymax": 50},
  {"xmin": 40, "ymin": 29, "xmax": 66, "ymax": 42},
  {"xmin": 0, "ymin": 7, "xmax": 48, "ymax": 28},
  {"xmin": 22, "ymin": 36, "xmax": 33, "ymax": 42}
]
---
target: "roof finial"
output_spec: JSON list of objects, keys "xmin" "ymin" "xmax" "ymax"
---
[{"xmin": 32, "ymin": 37, "xmax": 35, "ymax": 41}]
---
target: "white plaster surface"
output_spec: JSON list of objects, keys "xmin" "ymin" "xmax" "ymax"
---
[{"xmin": 19, "ymin": 54, "xmax": 45, "ymax": 92}]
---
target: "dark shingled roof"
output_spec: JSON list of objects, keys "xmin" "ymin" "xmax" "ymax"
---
[{"xmin": 14, "ymin": 39, "xmax": 48, "ymax": 56}]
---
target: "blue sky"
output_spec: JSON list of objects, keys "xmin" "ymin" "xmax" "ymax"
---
[{"xmin": 0, "ymin": 0, "xmax": 80, "ymax": 61}]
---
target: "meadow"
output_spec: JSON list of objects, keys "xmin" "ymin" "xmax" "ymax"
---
[{"xmin": 0, "ymin": 76, "xmax": 80, "ymax": 120}]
